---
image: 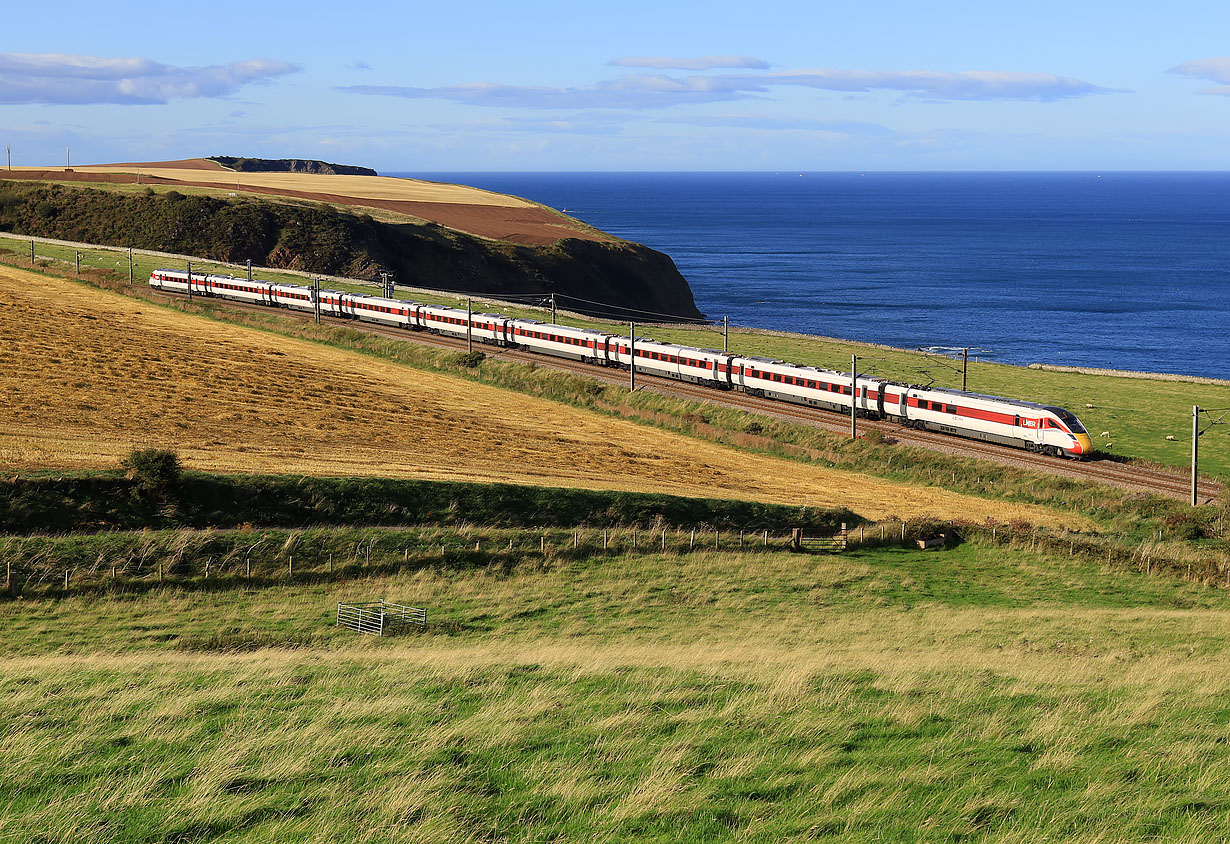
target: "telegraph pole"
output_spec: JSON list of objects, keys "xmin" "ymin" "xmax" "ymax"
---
[
  {"xmin": 629, "ymin": 321, "xmax": 636, "ymax": 393},
  {"xmin": 850, "ymin": 354, "xmax": 858, "ymax": 439},
  {"xmin": 74, "ymin": 251, "xmax": 80, "ymax": 276},
  {"xmin": 313, "ymin": 276, "xmax": 321, "ymax": 324},
  {"xmin": 550, "ymin": 293, "xmax": 557, "ymax": 324},
  {"xmin": 1192, "ymin": 405, "xmax": 1199, "ymax": 507},
  {"xmin": 723, "ymin": 316, "xmax": 729, "ymax": 353},
  {"xmin": 962, "ymin": 348, "xmax": 969, "ymax": 391},
  {"xmin": 466, "ymin": 298, "xmax": 473, "ymax": 353},
  {"xmin": 186, "ymin": 260, "xmax": 192, "ymax": 301},
  {"xmin": 246, "ymin": 259, "xmax": 252, "ymax": 283},
  {"xmin": 128, "ymin": 247, "xmax": 133, "ymax": 285},
  {"xmin": 66, "ymin": 146, "xmax": 70, "ymax": 168},
  {"xmin": 6, "ymin": 145, "xmax": 9, "ymax": 171}
]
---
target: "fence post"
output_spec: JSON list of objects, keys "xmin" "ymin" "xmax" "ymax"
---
[
  {"xmin": 64, "ymin": 569, "xmax": 70, "ymax": 592},
  {"xmin": 632, "ymin": 528, "xmax": 637, "ymax": 548},
  {"xmin": 288, "ymin": 556, "xmax": 293, "ymax": 577},
  {"xmin": 246, "ymin": 557, "xmax": 251, "ymax": 580},
  {"xmin": 574, "ymin": 531, "xmax": 579, "ymax": 549},
  {"xmin": 158, "ymin": 563, "xmax": 163, "ymax": 583},
  {"xmin": 690, "ymin": 530, "xmax": 695, "ymax": 549},
  {"xmin": 661, "ymin": 530, "xmax": 666, "ymax": 551},
  {"xmin": 541, "ymin": 535, "xmax": 546, "ymax": 553},
  {"xmin": 764, "ymin": 530, "xmax": 769, "ymax": 547},
  {"xmin": 30, "ymin": 240, "xmax": 35, "ymax": 265},
  {"xmin": 714, "ymin": 530, "xmax": 719, "ymax": 550},
  {"xmin": 603, "ymin": 530, "xmax": 608, "ymax": 550}
]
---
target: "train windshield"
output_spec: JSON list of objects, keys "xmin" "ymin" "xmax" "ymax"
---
[{"xmin": 1044, "ymin": 407, "xmax": 1087, "ymax": 434}]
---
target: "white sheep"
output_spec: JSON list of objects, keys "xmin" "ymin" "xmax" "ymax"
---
[
  {"xmin": 1100, "ymin": 431, "xmax": 1111, "ymax": 438},
  {"xmin": 1165, "ymin": 435, "xmax": 1176, "ymax": 441}
]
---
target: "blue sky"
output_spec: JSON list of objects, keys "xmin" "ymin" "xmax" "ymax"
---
[{"xmin": 2, "ymin": 0, "xmax": 1228, "ymax": 171}]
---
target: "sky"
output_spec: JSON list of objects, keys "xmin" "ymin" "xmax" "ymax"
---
[{"xmin": 2, "ymin": 0, "xmax": 1228, "ymax": 171}]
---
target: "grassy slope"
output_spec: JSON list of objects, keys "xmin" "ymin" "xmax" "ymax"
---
[
  {"xmin": 2, "ymin": 540, "xmax": 1228, "ymax": 842},
  {"xmin": 7, "ymin": 238, "xmax": 1226, "ymax": 480}
]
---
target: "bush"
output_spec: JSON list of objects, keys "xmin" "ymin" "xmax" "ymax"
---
[
  {"xmin": 452, "ymin": 351, "xmax": 486, "ymax": 368},
  {"xmin": 121, "ymin": 448, "xmax": 182, "ymax": 495},
  {"xmin": 164, "ymin": 190, "xmax": 185, "ymax": 203}
]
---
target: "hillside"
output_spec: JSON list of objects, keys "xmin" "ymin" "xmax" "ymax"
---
[
  {"xmin": 0, "ymin": 160, "xmax": 703, "ymax": 320},
  {"xmin": 0, "ymin": 264, "xmax": 1084, "ymax": 528}
]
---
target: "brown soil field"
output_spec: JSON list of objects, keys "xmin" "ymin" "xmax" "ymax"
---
[
  {"xmin": 5, "ymin": 160, "xmax": 600, "ymax": 245},
  {"xmin": 0, "ymin": 266, "xmax": 1083, "ymax": 527}
]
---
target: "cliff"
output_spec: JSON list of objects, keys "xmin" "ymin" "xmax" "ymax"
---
[
  {"xmin": 208, "ymin": 157, "xmax": 379, "ymax": 176},
  {"xmin": 0, "ymin": 180, "xmax": 703, "ymax": 321}
]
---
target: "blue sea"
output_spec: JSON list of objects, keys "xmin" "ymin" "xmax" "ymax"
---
[{"xmin": 399, "ymin": 172, "xmax": 1230, "ymax": 380}]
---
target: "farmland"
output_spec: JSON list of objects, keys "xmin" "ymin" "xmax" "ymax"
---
[
  {"xmin": 2, "ymin": 539, "xmax": 1228, "ymax": 842},
  {"xmin": 0, "ymin": 264, "xmax": 1080, "ymax": 526}
]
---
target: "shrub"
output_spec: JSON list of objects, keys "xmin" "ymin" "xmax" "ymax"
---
[
  {"xmin": 164, "ymin": 190, "xmax": 185, "ymax": 203},
  {"xmin": 121, "ymin": 448, "xmax": 183, "ymax": 495},
  {"xmin": 451, "ymin": 351, "xmax": 486, "ymax": 368}
]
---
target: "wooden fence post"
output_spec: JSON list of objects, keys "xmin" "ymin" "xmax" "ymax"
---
[
  {"xmin": 64, "ymin": 569, "xmax": 70, "ymax": 592},
  {"xmin": 661, "ymin": 530, "xmax": 666, "ymax": 551},
  {"xmin": 763, "ymin": 530, "xmax": 769, "ymax": 547}
]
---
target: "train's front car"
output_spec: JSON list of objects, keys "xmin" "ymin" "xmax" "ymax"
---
[{"xmin": 1042, "ymin": 406, "xmax": 1093, "ymax": 458}]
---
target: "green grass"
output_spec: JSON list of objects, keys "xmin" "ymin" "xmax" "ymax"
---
[
  {"xmin": 2, "ymin": 538, "xmax": 1228, "ymax": 842},
  {"xmin": 3, "ymin": 235, "xmax": 1226, "ymax": 481}
]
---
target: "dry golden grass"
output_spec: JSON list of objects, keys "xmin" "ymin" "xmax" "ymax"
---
[
  {"xmin": 59, "ymin": 161, "xmax": 535, "ymax": 208},
  {"xmin": 0, "ymin": 266, "xmax": 1085, "ymax": 526}
]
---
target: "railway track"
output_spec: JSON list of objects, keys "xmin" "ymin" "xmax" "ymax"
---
[{"xmin": 151, "ymin": 289, "xmax": 1223, "ymax": 503}]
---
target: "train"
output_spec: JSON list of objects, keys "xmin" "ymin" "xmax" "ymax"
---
[{"xmin": 148, "ymin": 268, "xmax": 1094, "ymax": 459}]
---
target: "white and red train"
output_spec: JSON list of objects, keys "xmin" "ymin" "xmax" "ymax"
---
[{"xmin": 149, "ymin": 269, "xmax": 1094, "ymax": 458}]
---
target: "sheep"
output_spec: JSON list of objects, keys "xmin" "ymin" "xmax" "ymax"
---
[
  {"xmin": 1100, "ymin": 431, "xmax": 1111, "ymax": 438},
  {"xmin": 1165, "ymin": 435, "xmax": 1177, "ymax": 441}
]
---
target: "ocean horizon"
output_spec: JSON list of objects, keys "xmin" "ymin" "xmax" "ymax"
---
[{"xmin": 396, "ymin": 171, "xmax": 1230, "ymax": 380}]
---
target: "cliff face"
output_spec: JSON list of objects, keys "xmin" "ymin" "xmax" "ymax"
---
[
  {"xmin": 0, "ymin": 181, "xmax": 703, "ymax": 321},
  {"xmin": 208, "ymin": 157, "xmax": 379, "ymax": 176}
]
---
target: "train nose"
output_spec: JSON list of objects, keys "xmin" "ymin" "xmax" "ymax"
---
[{"xmin": 1072, "ymin": 433, "xmax": 1092, "ymax": 455}]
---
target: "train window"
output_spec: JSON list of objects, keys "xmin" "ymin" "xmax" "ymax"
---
[{"xmin": 947, "ymin": 405, "xmax": 956, "ymax": 413}]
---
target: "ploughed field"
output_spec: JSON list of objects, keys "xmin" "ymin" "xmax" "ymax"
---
[
  {"xmin": 2, "ymin": 540, "xmax": 1227, "ymax": 842},
  {"xmin": 0, "ymin": 266, "xmax": 1078, "ymax": 526}
]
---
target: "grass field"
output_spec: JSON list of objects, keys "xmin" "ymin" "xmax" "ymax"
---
[
  {"xmin": 2, "ymin": 539, "xmax": 1227, "ymax": 842},
  {"xmin": 0, "ymin": 264, "xmax": 1082, "ymax": 527},
  {"xmin": 5, "ymin": 235, "xmax": 1225, "ymax": 480}
]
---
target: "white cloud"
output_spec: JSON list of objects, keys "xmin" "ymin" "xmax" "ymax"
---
[
  {"xmin": 342, "ymin": 65, "xmax": 1118, "ymax": 110},
  {"xmin": 341, "ymin": 74, "xmax": 760, "ymax": 109},
  {"xmin": 1168, "ymin": 57, "xmax": 1230, "ymax": 95},
  {"xmin": 611, "ymin": 55, "xmax": 770, "ymax": 70},
  {"xmin": 0, "ymin": 52, "xmax": 299, "ymax": 105},
  {"xmin": 757, "ymin": 68, "xmax": 1121, "ymax": 101}
]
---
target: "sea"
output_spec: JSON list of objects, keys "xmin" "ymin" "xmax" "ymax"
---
[{"xmin": 397, "ymin": 172, "xmax": 1230, "ymax": 380}]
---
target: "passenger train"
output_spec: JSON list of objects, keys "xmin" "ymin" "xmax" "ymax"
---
[{"xmin": 149, "ymin": 269, "xmax": 1094, "ymax": 458}]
